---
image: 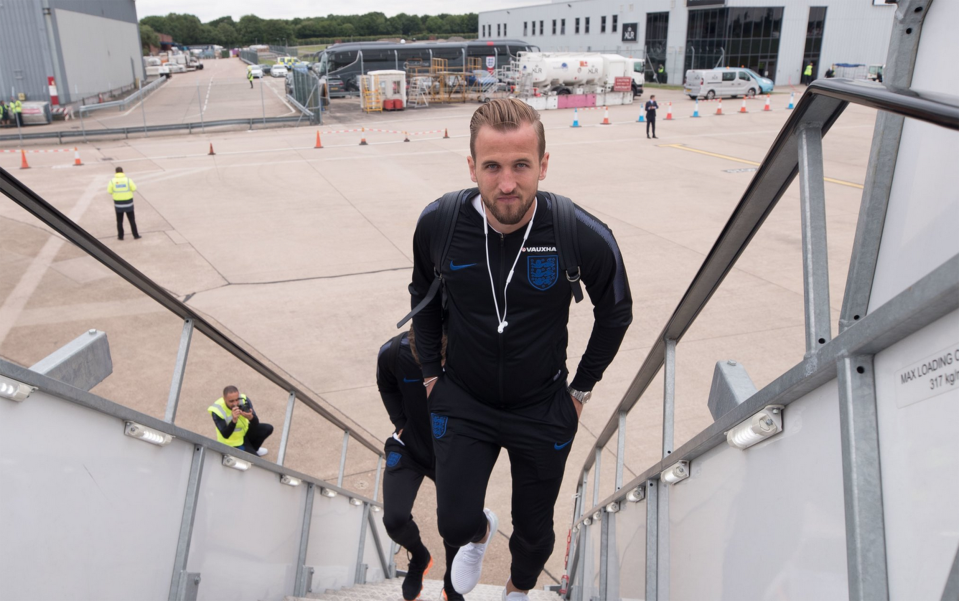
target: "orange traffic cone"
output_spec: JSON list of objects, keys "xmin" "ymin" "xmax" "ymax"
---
[
  {"xmin": 208, "ymin": 143, "xmax": 216, "ymax": 155},
  {"xmin": 359, "ymin": 127, "xmax": 368, "ymax": 146},
  {"xmin": 740, "ymin": 98, "xmax": 747, "ymax": 113},
  {"xmin": 716, "ymin": 99, "xmax": 724, "ymax": 116},
  {"xmin": 404, "ymin": 131, "xmax": 410, "ymax": 142},
  {"xmin": 763, "ymin": 95, "xmax": 771, "ymax": 111},
  {"xmin": 19, "ymin": 149, "xmax": 29, "ymax": 169},
  {"xmin": 315, "ymin": 131, "xmax": 323, "ymax": 149},
  {"xmin": 73, "ymin": 147, "xmax": 83, "ymax": 166},
  {"xmin": 600, "ymin": 106, "xmax": 611, "ymax": 125},
  {"xmin": 665, "ymin": 102, "xmax": 673, "ymax": 121},
  {"xmin": 443, "ymin": 128, "xmax": 450, "ymax": 139}
]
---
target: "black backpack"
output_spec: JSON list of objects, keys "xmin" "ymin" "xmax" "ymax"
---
[{"xmin": 397, "ymin": 188, "xmax": 583, "ymax": 328}]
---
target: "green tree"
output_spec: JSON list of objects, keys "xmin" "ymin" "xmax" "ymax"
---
[
  {"xmin": 140, "ymin": 24, "xmax": 159, "ymax": 54},
  {"xmin": 207, "ymin": 16, "xmax": 236, "ymax": 29},
  {"xmin": 425, "ymin": 16, "xmax": 448, "ymax": 34},
  {"xmin": 140, "ymin": 15, "xmax": 169, "ymax": 35},
  {"xmin": 215, "ymin": 22, "xmax": 238, "ymax": 47},
  {"xmin": 262, "ymin": 19, "xmax": 295, "ymax": 44},
  {"xmin": 237, "ymin": 14, "xmax": 265, "ymax": 44}
]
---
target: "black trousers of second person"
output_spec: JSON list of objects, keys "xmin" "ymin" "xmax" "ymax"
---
[
  {"xmin": 116, "ymin": 210, "xmax": 140, "ymax": 239},
  {"xmin": 646, "ymin": 115, "xmax": 656, "ymax": 138},
  {"xmin": 382, "ymin": 437, "xmax": 458, "ymax": 587},
  {"xmin": 238, "ymin": 422, "xmax": 274, "ymax": 453},
  {"xmin": 428, "ymin": 375, "xmax": 579, "ymax": 591}
]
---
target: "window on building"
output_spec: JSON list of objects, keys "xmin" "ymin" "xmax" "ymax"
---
[
  {"xmin": 612, "ymin": 15, "xmax": 618, "ymax": 32},
  {"xmin": 684, "ymin": 7, "xmax": 784, "ymax": 78},
  {"xmin": 504, "ymin": 23, "xmax": 507, "ymax": 36},
  {"xmin": 575, "ymin": 18, "xmax": 580, "ymax": 34},
  {"xmin": 585, "ymin": 17, "xmax": 590, "ymax": 34},
  {"xmin": 540, "ymin": 21, "xmax": 544, "ymax": 35},
  {"xmin": 497, "ymin": 23, "xmax": 501, "ymax": 37},
  {"xmin": 803, "ymin": 7, "xmax": 827, "ymax": 81},
  {"xmin": 645, "ymin": 12, "xmax": 669, "ymax": 79},
  {"xmin": 524, "ymin": 22, "xmax": 528, "ymax": 36},
  {"xmin": 601, "ymin": 16, "xmax": 607, "ymax": 33},
  {"xmin": 561, "ymin": 18, "xmax": 566, "ymax": 35},
  {"xmin": 553, "ymin": 19, "xmax": 557, "ymax": 35}
]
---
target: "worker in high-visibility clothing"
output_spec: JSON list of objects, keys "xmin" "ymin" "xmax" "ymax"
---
[
  {"xmin": 803, "ymin": 62, "xmax": 814, "ymax": 85},
  {"xmin": 248, "ymin": 69, "xmax": 254, "ymax": 89},
  {"xmin": 0, "ymin": 102, "xmax": 6, "ymax": 127},
  {"xmin": 107, "ymin": 166, "xmax": 141, "ymax": 240},
  {"xmin": 657, "ymin": 64, "xmax": 666, "ymax": 84},
  {"xmin": 208, "ymin": 385, "xmax": 273, "ymax": 456},
  {"xmin": 12, "ymin": 98, "xmax": 22, "ymax": 127}
]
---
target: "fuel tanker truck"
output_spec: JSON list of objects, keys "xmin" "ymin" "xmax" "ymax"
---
[{"xmin": 517, "ymin": 52, "xmax": 644, "ymax": 98}]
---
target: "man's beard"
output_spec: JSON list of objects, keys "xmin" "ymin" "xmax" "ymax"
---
[{"xmin": 481, "ymin": 192, "xmax": 536, "ymax": 226}]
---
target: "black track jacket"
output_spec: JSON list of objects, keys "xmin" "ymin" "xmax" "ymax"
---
[
  {"xmin": 410, "ymin": 192, "xmax": 632, "ymax": 409},
  {"xmin": 376, "ymin": 332, "xmax": 433, "ymax": 469}
]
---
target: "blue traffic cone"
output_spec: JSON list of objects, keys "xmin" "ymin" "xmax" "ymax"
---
[
  {"xmin": 571, "ymin": 108, "xmax": 581, "ymax": 128},
  {"xmin": 637, "ymin": 113, "xmax": 645, "ymax": 122},
  {"xmin": 692, "ymin": 99, "xmax": 700, "ymax": 118},
  {"xmin": 787, "ymin": 92, "xmax": 795, "ymax": 110}
]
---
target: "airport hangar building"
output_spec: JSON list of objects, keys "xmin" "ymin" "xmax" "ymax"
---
[
  {"xmin": 0, "ymin": 0, "xmax": 143, "ymax": 107},
  {"xmin": 478, "ymin": 0, "xmax": 897, "ymax": 87}
]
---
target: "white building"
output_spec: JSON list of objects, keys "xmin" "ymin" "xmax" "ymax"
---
[{"xmin": 478, "ymin": 0, "xmax": 897, "ymax": 86}]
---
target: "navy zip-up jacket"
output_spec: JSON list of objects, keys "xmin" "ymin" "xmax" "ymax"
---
[{"xmin": 410, "ymin": 192, "xmax": 632, "ymax": 409}]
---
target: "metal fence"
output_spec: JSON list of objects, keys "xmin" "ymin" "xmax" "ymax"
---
[{"xmin": 562, "ymin": 3, "xmax": 959, "ymax": 599}]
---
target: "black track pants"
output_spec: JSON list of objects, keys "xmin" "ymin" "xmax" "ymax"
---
[
  {"xmin": 428, "ymin": 376, "xmax": 579, "ymax": 591},
  {"xmin": 382, "ymin": 437, "xmax": 458, "ymax": 584},
  {"xmin": 116, "ymin": 210, "xmax": 139, "ymax": 238}
]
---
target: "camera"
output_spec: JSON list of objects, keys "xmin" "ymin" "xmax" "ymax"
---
[{"xmin": 239, "ymin": 400, "xmax": 252, "ymax": 413}]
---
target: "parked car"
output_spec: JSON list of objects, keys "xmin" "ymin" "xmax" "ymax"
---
[
  {"xmin": 271, "ymin": 64, "xmax": 288, "ymax": 77},
  {"xmin": 322, "ymin": 76, "xmax": 347, "ymax": 98},
  {"xmin": 684, "ymin": 67, "xmax": 772, "ymax": 100}
]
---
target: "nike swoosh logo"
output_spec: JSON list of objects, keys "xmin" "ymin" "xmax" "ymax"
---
[
  {"xmin": 403, "ymin": 377, "xmax": 421, "ymax": 383},
  {"xmin": 449, "ymin": 261, "xmax": 477, "ymax": 271},
  {"xmin": 554, "ymin": 439, "xmax": 573, "ymax": 450}
]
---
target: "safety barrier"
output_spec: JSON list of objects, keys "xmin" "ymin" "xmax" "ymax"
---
[{"xmin": 562, "ymin": 3, "xmax": 959, "ymax": 599}]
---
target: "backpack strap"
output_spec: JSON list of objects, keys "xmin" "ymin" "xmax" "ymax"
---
[
  {"xmin": 396, "ymin": 188, "xmax": 474, "ymax": 328},
  {"xmin": 547, "ymin": 191, "xmax": 584, "ymax": 303}
]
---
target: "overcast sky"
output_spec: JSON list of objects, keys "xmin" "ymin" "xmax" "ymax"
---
[{"xmin": 135, "ymin": 0, "xmax": 550, "ymax": 22}]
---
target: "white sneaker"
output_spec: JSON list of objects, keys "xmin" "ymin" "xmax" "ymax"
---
[
  {"xmin": 451, "ymin": 508, "xmax": 498, "ymax": 594},
  {"xmin": 502, "ymin": 579, "xmax": 529, "ymax": 601},
  {"xmin": 256, "ymin": 447, "xmax": 268, "ymax": 457}
]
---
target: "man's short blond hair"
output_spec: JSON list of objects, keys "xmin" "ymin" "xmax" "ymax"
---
[{"xmin": 469, "ymin": 98, "xmax": 546, "ymax": 159}]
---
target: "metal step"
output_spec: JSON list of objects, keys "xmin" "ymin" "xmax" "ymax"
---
[{"xmin": 287, "ymin": 578, "xmax": 562, "ymax": 601}]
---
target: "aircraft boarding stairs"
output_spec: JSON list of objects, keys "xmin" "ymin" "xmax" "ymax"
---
[
  {"xmin": 1, "ymin": 2, "xmax": 958, "ymax": 601},
  {"xmin": 286, "ymin": 579, "xmax": 561, "ymax": 601}
]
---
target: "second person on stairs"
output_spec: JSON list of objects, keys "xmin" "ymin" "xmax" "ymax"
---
[{"xmin": 377, "ymin": 327, "xmax": 462, "ymax": 601}]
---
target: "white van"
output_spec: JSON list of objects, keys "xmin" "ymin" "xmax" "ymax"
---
[{"xmin": 684, "ymin": 68, "xmax": 770, "ymax": 100}]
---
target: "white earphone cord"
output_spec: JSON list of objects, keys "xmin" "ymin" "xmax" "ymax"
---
[{"xmin": 483, "ymin": 199, "xmax": 536, "ymax": 334}]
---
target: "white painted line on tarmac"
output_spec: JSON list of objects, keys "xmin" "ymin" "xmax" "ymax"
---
[{"xmin": 0, "ymin": 176, "xmax": 102, "ymax": 345}]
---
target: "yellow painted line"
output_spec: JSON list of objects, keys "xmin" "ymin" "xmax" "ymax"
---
[{"xmin": 661, "ymin": 143, "xmax": 864, "ymax": 189}]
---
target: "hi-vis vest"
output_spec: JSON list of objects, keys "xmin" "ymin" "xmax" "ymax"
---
[
  {"xmin": 13, "ymin": 100, "xmax": 22, "ymax": 113},
  {"xmin": 208, "ymin": 395, "xmax": 249, "ymax": 447},
  {"xmin": 108, "ymin": 175, "xmax": 136, "ymax": 202},
  {"xmin": 804, "ymin": 64, "xmax": 813, "ymax": 76}
]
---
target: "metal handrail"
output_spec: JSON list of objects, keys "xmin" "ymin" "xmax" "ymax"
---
[
  {"xmin": 0, "ymin": 167, "xmax": 384, "ymax": 458},
  {"xmin": 576, "ymin": 78, "xmax": 959, "ymax": 481},
  {"xmin": 0, "ymin": 116, "xmax": 303, "ymax": 143}
]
